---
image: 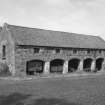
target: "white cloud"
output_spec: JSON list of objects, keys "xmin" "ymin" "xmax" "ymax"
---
[{"xmin": 0, "ymin": 0, "xmax": 105, "ymax": 39}]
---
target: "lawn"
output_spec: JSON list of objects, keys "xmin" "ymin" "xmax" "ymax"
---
[{"xmin": 0, "ymin": 74, "xmax": 105, "ymax": 105}]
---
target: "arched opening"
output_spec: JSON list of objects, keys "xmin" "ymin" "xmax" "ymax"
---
[
  {"xmin": 50, "ymin": 59, "xmax": 64, "ymax": 74},
  {"xmin": 96, "ymin": 58, "xmax": 104, "ymax": 71},
  {"xmin": 68, "ymin": 58, "xmax": 80, "ymax": 72},
  {"xmin": 83, "ymin": 58, "xmax": 93, "ymax": 72},
  {"xmin": 26, "ymin": 60, "xmax": 44, "ymax": 75}
]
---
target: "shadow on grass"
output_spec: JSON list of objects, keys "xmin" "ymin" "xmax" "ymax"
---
[
  {"xmin": 0, "ymin": 94, "xmax": 82, "ymax": 105},
  {"xmin": 30, "ymin": 98, "xmax": 82, "ymax": 105},
  {"xmin": 0, "ymin": 93, "xmax": 31, "ymax": 105}
]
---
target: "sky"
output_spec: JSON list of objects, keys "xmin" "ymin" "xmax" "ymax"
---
[{"xmin": 0, "ymin": 0, "xmax": 105, "ymax": 39}]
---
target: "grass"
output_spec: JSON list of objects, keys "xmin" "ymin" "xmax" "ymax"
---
[{"xmin": 0, "ymin": 74, "xmax": 105, "ymax": 105}]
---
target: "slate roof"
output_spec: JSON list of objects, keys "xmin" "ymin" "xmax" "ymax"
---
[{"xmin": 5, "ymin": 23, "xmax": 105, "ymax": 49}]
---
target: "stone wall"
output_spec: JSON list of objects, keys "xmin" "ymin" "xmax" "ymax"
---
[
  {"xmin": 14, "ymin": 45, "xmax": 105, "ymax": 76},
  {"xmin": 0, "ymin": 24, "xmax": 15, "ymax": 76}
]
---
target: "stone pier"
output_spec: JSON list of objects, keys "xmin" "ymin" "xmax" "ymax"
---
[
  {"xmin": 63, "ymin": 61, "xmax": 68, "ymax": 74},
  {"xmin": 44, "ymin": 61, "xmax": 50, "ymax": 74}
]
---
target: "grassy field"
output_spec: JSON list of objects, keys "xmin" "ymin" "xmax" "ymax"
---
[{"xmin": 0, "ymin": 74, "xmax": 105, "ymax": 105}]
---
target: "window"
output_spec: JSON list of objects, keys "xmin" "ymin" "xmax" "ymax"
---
[
  {"xmin": 73, "ymin": 49, "xmax": 77, "ymax": 54},
  {"xmin": 87, "ymin": 50, "xmax": 91, "ymax": 54},
  {"xmin": 55, "ymin": 49, "xmax": 60, "ymax": 53},
  {"xmin": 34, "ymin": 48, "xmax": 40, "ymax": 53},
  {"xmin": 99, "ymin": 50, "xmax": 102, "ymax": 54},
  {"xmin": 91, "ymin": 50, "xmax": 95, "ymax": 54},
  {"xmin": 2, "ymin": 45, "xmax": 6, "ymax": 60},
  {"xmin": 44, "ymin": 47, "xmax": 53, "ymax": 53}
]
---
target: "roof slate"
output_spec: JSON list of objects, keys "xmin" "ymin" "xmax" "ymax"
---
[{"xmin": 5, "ymin": 23, "xmax": 105, "ymax": 49}]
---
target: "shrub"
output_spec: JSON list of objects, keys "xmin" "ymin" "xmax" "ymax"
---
[
  {"xmin": 84, "ymin": 68, "xmax": 91, "ymax": 72},
  {"xmin": 0, "ymin": 62, "xmax": 11, "ymax": 76},
  {"xmin": 69, "ymin": 68, "xmax": 76, "ymax": 73},
  {"xmin": 93, "ymin": 68, "xmax": 98, "ymax": 73}
]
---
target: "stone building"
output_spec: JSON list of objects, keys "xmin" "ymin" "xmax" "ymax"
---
[{"xmin": 0, "ymin": 23, "xmax": 105, "ymax": 76}]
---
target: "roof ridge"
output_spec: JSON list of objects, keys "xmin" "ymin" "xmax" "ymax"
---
[{"xmin": 6, "ymin": 23, "xmax": 99, "ymax": 38}]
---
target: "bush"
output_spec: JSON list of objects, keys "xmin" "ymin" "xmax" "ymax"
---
[
  {"xmin": 84, "ymin": 68, "xmax": 91, "ymax": 72},
  {"xmin": 93, "ymin": 69, "xmax": 98, "ymax": 73},
  {"xmin": 0, "ymin": 62, "xmax": 11, "ymax": 76},
  {"xmin": 69, "ymin": 68, "xmax": 76, "ymax": 73}
]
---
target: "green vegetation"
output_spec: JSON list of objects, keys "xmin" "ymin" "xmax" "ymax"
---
[
  {"xmin": 0, "ymin": 62, "xmax": 11, "ymax": 77},
  {"xmin": 0, "ymin": 74, "xmax": 105, "ymax": 105}
]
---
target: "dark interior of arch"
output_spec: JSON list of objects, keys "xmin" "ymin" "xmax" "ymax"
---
[
  {"xmin": 96, "ymin": 58, "xmax": 104, "ymax": 71},
  {"xmin": 26, "ymin": 60, "xmax": 44, "ymax": 75},
  {"xmin": 50, "ymin": 59, "xmax": 64, "ymax": 73},
  {"xmin": 83, "ymin": 58, "xmax": 92, "ymax": 72},
  {"xmin": 68, "ymin": 59, "xmax": 80, "ymax": 72}
]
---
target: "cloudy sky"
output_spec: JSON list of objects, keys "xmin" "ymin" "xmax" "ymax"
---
[{"xmin": 0, "ymin": 0, "xmax": 105, "ymax": 39}]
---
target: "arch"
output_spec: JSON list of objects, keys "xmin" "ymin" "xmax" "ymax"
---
[
  {"xmin": 96, "ymin": 58, "xmax": 104, "ymax": 71},
  {"xmin": 68, "ymin": 56, "xmax": 81, "ymax": 61},
  {"xmin": 26, "ymin": 60, "xmax": 45, "ymax": 75},
  {"xmin": 84, "ymin": 56, "xmax": 94, "ymax": 60},
  {"xmin": 83, "ymin": 58, "xmax": 93, "ymax": 72},
  {"xmin": 50, "ymin": 59, "xmax": 64, "ymax": 74},
  {"xmin": 68, "ymin": 58, "xmax": 80, "ymax": 72},
  {"xmin": 96, "ymin": 56, "xmax": 104, "ymax": 59},
  {"xmin": 49, "ymin": 57, "xmax": 65, "ymax": 62}
]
